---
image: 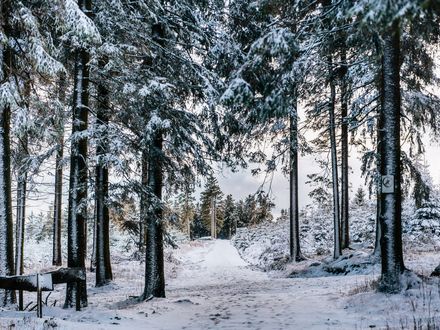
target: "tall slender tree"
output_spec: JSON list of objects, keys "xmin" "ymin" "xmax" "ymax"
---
[
  {"xmin": 289, "ymin": 94, "xmax": 304, "ymax": 261},
  {"xmin": 378, "ymin": 19, "xmax": 405, "ymax": 293},
  {"xmin": 328, "ymin": 56, "xmax": 342, "ymax": 259},
  {"xmin": 53, "ymin": 73, "xmax": 66, "ymax": 267},
  {"xmin": 95, "ymin": 65, "xmax": 113, "ymax": 286},
  {"xmin": 64, "ymin": 0, "xmax": 98, "ymax": 309},
  {"xmin": 0, "ymin": 0, "xmax": 16, "ymax": 306},
  {"xmin": 14, "ymin": 129, "xmax": 28, "ymax": 311},
  {"xmin": 340, "ymin": 46, "xmax": 350, "ymax": 250}
]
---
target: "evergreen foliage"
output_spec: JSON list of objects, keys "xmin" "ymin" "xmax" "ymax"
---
[{"xmin": 0, "ymin": 0, "xmax": 439, "ymax": 307}]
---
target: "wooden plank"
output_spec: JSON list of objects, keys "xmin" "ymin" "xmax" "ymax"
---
[
  {"xmin": 49, "ymin": 267, "xmax": 86, "ymax": 284},
  {"xmin": 0, "ymin": 274, "xmax": 53, "ymax": 291}
]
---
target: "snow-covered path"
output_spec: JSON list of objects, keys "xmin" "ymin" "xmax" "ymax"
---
[
  {"xmin": 124, "ymin": 240, "xmax": 368, "ymax": 330},
  {"xmin": 0, "ymin": 239, "xmax": 403, "ymax": 329}
]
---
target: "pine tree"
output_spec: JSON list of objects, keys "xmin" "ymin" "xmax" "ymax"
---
[
  {"xmin": 94, "ymin": 63, "xmax": 113, "ymax": 287},
  {"xmin": 65, "ymin": 0, "xmax": 101, "ymax": 309},
  {"xmin": 52, "ymin": 74, "xmax": 66, "ymax": 267},
  {"xmin": 13, "ymin": 83, "xmax": 31, "ymax": 311},
  {"xmin": 377, "ymin": 18, "xmax": 405, "ymax": 293},
  {"xmin": 354, "ymin": 187, "xmax": 366, "ymax": 207},
  {"xmin": 219, "ymin": 194, "xmax": 236, "ymax": 239},
  {"xmin": 255, "ymin": 191, "xmax": 274, "ymax": 225},
  {"xmin": 0, "ymin": 0, "xmax": 17, "ymax": 306},
  {"xmin": 142, "ymin": 132, "xmax": 165, "ymax": 299},
  {"xmin": 191, "ymin": 204, "xmax": 208, "ymax": 239},
  {"xmin": 200, "ymin": 177, "xmax": 224, "ymax": 237},
  {"xmin": 242, "ymin": 194, "xmax": 257, "ymax": 227},
  {"xmin": 177, "ymin": 185, "xmax": 196, "ymax": 237}
]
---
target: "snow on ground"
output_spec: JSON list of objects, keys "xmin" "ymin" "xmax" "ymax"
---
[{"xmin": 2, "ymin": 237, "xmax": 440, "ymax": 329}]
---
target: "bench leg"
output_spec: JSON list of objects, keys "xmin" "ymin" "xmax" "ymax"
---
[
  {"xmin": 18, "ymin": 290, "xmax": 23, "ymax": 311},
  {"xmin": 76, "ymin": 281, "xmax": 81, "ymax": 311},
  {"xmin": 37, "ymin": 274, "xmax": 42, "ymax": 318}
]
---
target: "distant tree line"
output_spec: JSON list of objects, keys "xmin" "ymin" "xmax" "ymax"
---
[{"xmin": 164, "ymin": 176, "xmax": 275, "ymax": 240}]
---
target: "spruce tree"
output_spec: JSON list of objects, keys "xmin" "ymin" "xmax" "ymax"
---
[
  {"xmin": 200, "ymin": 177, "xmax": 224, "ymax": 237},
  {"xmin": 65, "ymin": 0, "xmax": 101, "ymax": 308}
]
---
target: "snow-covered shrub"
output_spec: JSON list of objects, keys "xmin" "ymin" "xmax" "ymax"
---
[
  {"xmin": 233, "ymin": 198, "xmax": 440, "ymax": 272},
  {"xmin": 403, "ymin": 202, "xmax": 440, "ymax": 249}
]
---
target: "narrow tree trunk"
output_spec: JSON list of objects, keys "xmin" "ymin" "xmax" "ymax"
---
[
  {"xmin": 15, "ymin": 133, "xmax": 28, "ymax": 310},
  {"xmin": 90, "ymin": 205, "xmax": 96, "ymax": 272},
  {"xmin": 378, "ymin": 20, "xmax": 405, "ymax": 293},
  {"xmin": 139, "ymin": 151, "xmax": 148, "ymax": 254},
  {"xmin": 289, "ymin": 95, "xmax": 304, "ymax": 261},
  {"xmin": 53, "ymin": 75, "xmax": 66, "ymax": 267},
  {"xmin": 64, "ymin": 44, "xmax": 90, "ymax": 309},
  {"xmin": 15, "ymin": 172, "xmax": 26, "ymax": 277},
  {"xmin": 53, "ymin": 137, "xmax": 64, "ymax": 267},
  {"xmin": 329, "ymin": 58, "xmax": 342, "ymax": 259},
  {"xmin": 373, "ymin": 110, "xmax": 382, "ymax": 257},
  {"xmin": 0, "ymin": 0, "xmax": 16, "ymax": 305},
  {"xmin": 340, "ymin": 49, "xmax": 350, "ymax": 250},
  {"xmin": 0, "ymin": 107, "xmax": 15, "ymax": 306},
  {"xmin": 95, "ymin": 77, "xmax": 113, "ymax": 287},
  {"xmin": 187, "ymin": 215, "xmax": 191, "ymax": 237},
  {"xmin": 142, "ymin": 133, "xmax": 165, "ymax": 299},
  {"xmin": 373, "ymin": 194, "xmax": 381, "ymax": 256},
  {"xmin": 210, "ymin": 198, "xmax": 217, "ymax": 239}
]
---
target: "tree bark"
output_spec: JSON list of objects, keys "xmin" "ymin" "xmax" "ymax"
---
[
  {"xmin": 340, "ymin": 48, "xmax": 349, "ymax": 250},
  {"xmin": 373, "ymin": 109, "xmax": 382, "ymax": 258},
  {"xmin": 329, "ymin": 57, "xmax": 342, "ymax": 259},
  {"xmin": 211, "ymin": 198, "xmax": 217, "ymax": 239},
  {"xmin": 95, "ymin": 75, "xmax": 113, "ymax": 287},
  {"xmin": 53, "ymin": 74, "xmax": 66, "ymax": 267},
  {"xmin": 139, "ymin": 151, "xmax": 148, "ymax": 254},
  {"xmin": 0, "ymin": 0, "xmax": 17, "ymax": 306},
  {"xmin": 64, "ymin": 0, "xmax": 91, "ymax": 305},
  {"xmin": 15, "ymin": 132, "xmax": 28, "ymax": 310},
  {"xmin": 142, "ymin": 132, "xmax": 165, "ymax": 299},
  {"xmin": 378, "ymin": 20, "xmax": 405, "ymax": 293},
  {"xmin": 373, "ymin": 194, "xmax": 381, "ymax": 257},
  {"xmin": 289, "ymin": 94, "xmax": 304, "ymax": 261}
]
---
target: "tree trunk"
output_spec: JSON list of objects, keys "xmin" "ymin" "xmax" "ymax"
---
[
  {"xmin": 15, "ymin": 172, "xmax": 26, "ymax": 277},
  {"xmin": 64, "ymin": 14, "xmax": 91, "ymax": 307},
  {"xmin": 0, "ymin": 108, "xmax": 15, "ymax": 306},
  {"xmin": 340, "ymin": 49, "xmax": 349, "ymax": 250},
  {"xmin": 373, "ymin": 109, "xmax": 382, "ymax": 258},
  {"xmin": 329, "ymin": 57, "xmax": 342, "ymax": 259},
  {"xmin": 15, "ymin": 133, "xmax": 28, "ymax": 310},
  {"xmin": 289, "ymin": 94, "xmax": 304, "ymax": 261},
  {"xmin": 53, "ymin": 75, "xmax": 66, "ymax": 267},
  {"xmin": 378, "ymin": 20, "xmax": 405, "ymax": 293},
  {"xmin": 95, "ymin": 76, "xmax": 113, "ymax": 287},
  {"xmin": 139, "ymin": 151, "xmax": 148, "ymax": 254},
  {"xmin": 142, "ymin": 132, "xmax": 165, "ymax": 299},
  {"xmin": 211, "ymin": 198, "xmax": 217, "ymax": 239},
  {"xmin": 90, "ymin": 204, "xmax": 96, "ymax": 271},
  {"xmin": 373, "ymin": 194, "xmax": 381, "ymax": 257},
  {"xmin": 0, "ymin": 0, "xmax": 17, "ymax": 306}
]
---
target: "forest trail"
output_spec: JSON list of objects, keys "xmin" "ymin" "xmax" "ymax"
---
[
  {"xmin": 127, "ymin": 239, "xmax": 365, "ymax": 330},
  {"xmin": 0, "ymin": 240, "xmax": 376, "ymax": 329}
]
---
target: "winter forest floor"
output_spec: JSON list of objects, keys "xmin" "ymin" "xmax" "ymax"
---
[{"xmin": 1, "ymin": 239, "xmax": 440, "ymax": 329}]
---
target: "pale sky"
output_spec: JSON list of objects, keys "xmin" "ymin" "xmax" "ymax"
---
[{"xmin": 214, "ymin": 123, "xmax": 440, "ymax": 217}]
